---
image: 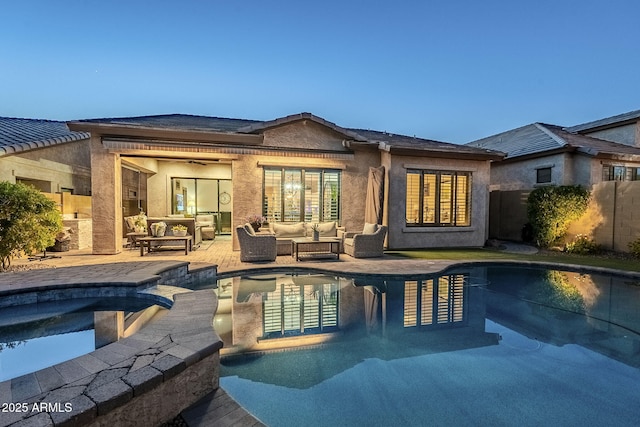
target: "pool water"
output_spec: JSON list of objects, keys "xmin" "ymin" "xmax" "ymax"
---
[
  {"xmin": 204, "ymin": 266, "xmax": 640, "ymax": 426},
  {"xmin": 0, "ymin": 297, "xmax": 164, "ymax": 382}
]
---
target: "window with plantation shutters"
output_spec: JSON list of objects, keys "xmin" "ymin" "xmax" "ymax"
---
[
  {"xmin": 405, "ymin": 170, "xmax": 471, "ymax": 226},
  {"xmin": 263, "ymin": 168, "xmax": 341, "ymax": 223}
]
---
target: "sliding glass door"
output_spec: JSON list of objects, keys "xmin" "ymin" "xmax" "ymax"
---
[{"xmin": 171, "ymin": 178, "xmax": 233, "ymax": 234}]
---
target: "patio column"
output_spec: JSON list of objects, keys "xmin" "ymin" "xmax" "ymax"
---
[{"xmin": 90, "ymin": 134, "xmax": 123, "ymax": 254}]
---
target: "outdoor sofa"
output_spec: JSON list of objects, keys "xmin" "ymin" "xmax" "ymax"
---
[
  {"xmin": 147, "ymin": 216, "xmax": 202, "ymax": 248},
  {"xmin": 268, "ymin": 221, "xmax": 345, "ymax": 255}
]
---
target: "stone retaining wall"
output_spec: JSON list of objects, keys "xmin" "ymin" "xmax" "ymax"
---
[{"xmin": 0, "ymin": 290, "xmax": 223, "ymax": 427}]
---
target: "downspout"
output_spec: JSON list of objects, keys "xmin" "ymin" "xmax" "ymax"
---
[{"xmin": 611, "ymin": 180, "xmax": 617, "ymax": 250}]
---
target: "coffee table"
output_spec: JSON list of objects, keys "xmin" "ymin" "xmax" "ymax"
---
[
  {"xmin": 291, "ymin": 237, "xmax": 341, "ymax": 261},
  {"xmin": 138, "ymin": 235, "xmax": 192, "ymax": 256}
]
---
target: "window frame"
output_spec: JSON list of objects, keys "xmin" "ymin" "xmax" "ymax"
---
[
  {"xmin": 405, "ymin": 169, "xmax": 472, "ymax": 227},
  {"xmin": 263, "ymin": 167, "xmax": 341, "ymax": 223},
  {"xmin": 536, "ymin": 167, "xmax": 552, "ymax": 184}
]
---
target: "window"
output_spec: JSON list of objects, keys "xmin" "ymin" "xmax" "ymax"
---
[
  {"xmin": 602, "ymin": 165, "xmax": 640, "ymax": 181},
  {"xmin": 406, "ymin": 170, "xmax": 471, "ymax": 226},
  {"xmin": 263, "ymin": 168, "xmax": 340, "ymax": 223},
  {"xmin": 536, "ymin": 167, "xmax": 552, "ymax": 184}
]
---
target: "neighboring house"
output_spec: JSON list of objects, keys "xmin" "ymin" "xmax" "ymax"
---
[
  {"xmin": 68, "ymin": 113, "xmax": 503, "ymax": 254},
  {"xmin": 468, "ymin": 122, "xmax": 640, "ymax": 191},
  {"xmin": 467, "ymin": 110, "xmax": 640, "ymax": 249},
  {"xmin": 0, "ymin": 117, "xmax": 93, "ymax": 249},
  {"xmin": 0, "ymin": 117, "xmax": 91, "ymax": 194},
  {"xmin": 567, "ymin": 109, "xmax": 640, "ymax": 147}
]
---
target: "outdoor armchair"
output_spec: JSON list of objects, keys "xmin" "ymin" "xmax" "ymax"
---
[
  {"xmin": 343, "ymin": 224, "xmax": 387, "ymax": 258},
  {"xmin": 236, "ymin": 224, "xmax": 277, "ymax": 262}
]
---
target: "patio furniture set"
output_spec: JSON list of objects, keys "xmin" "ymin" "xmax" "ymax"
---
[
  {"xmin": 236, "ymin": 221, "xmax": 387, "ymax": 262},
  {"xmin": 124, "ymin": 214, "xmax": 217, "ymax": 256}
]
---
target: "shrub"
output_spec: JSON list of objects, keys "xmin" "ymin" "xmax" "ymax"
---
[
  {"xmin": 628, "ymin": 238, "xmax": 640, "ymax": 258},
  {"xmin": 0, "ymin": 181, "xmax": 62, "ymax": 270},
  {"xmin": 564, "ymin": 235, "xmax": 601, "ymax": 255},
  {"xmin": 527, "ymin": 185, "xmax": 590, "ymax": 248}
]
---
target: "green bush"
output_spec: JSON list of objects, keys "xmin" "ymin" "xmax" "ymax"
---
[
  {"xmin": 628, "ymin": 238, "xmax": 640, "ymax": 258},
  {"xmin": 527, "ymin": 185, "xmax": 590, "ymax": 248},
  {"xmin": 0, "ymin": 181, "xmax": 62, "ymax": 270},
  {"xmin": 564, "ymin": 235, "xmax": 601, "ymax": 255}
]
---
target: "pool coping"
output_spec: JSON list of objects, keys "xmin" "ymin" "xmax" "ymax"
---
[{"xmin": 214, "ymin": 258, "xmax": 640, "ymax": 281}]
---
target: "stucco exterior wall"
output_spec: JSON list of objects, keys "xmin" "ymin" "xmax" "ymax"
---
[
  {"xmin": 0, "ymin": 140, "xmax": 91, "ymax": 194},
  {"xmin": 583, "ymin": 122, "xmax": 638, "ymax": 147},
  {"xmin": 489, "ymin": 153, "xmax": 567, "ymax": 191},
  {"xmin": 385, "ymin": 155, "xmax": 491, "ymax": 249},
  {"xmin": 571, "ymin": 154, "xmax": 596, "ymax": 186},
  {"xmin": 261, "ymin": 120, "xmax": 351, "ymax": 152}
]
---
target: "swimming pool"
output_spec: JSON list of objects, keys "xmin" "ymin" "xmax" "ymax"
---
[
  {"xmin": 0, "ymin": 297, "xmax": 165, "ymax": 382},
  {"xmin": 201, "ymin": 266, "xmax": 640, "ymax": 426}
]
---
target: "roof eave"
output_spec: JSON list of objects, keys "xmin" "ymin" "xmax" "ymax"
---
[
  {"xmin": 497, "ymin": 146, "xmax": 574, "ymax": 164},
  {"xmin": 0, "ymin": 132, "xmax": 90, "ymax": 157},
  {"xmin": 386, "ymin": 146, "xmax": 505, "ymax": 161},
  {"xmin": 67, "ymin": 121, "xmax": 263, "ymax": 145}
]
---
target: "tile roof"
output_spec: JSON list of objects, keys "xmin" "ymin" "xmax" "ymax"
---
[
  {"xmin": 0, "ymin": 117, "xmax": 89, "ymax": 157},
  {"xmin": 466, "ymin": 123, "xmax": 565, "ymax": 159},
  {"xmin": 567, "ymin": 109, "xmax": 640, "ymax": 133},
  {"xmin": 467, "ymin": 122, "xmax": 640, "ymax": 160},
  {"xmin": 73, "ymin": 113, "xmax": 504, "ymax": 159},
  {"xmin": 77, "ymin": 114, "xmax": 261, "ymax": 133},
  {"xmin": 544, "ymin": 124, "xmax": 640, "ymax": 157},
  {"xmin": 352, "ymin": 128, "xmax": 504, "ymax": 158}
]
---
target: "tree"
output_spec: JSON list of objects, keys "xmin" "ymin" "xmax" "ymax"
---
[
  {"xmin": 0, "ymin": 181, "xmax": 62, "ymax": 270},
  {"xmin": 526, "ymin": 185, "xmax": 590, "ymax": 248}
]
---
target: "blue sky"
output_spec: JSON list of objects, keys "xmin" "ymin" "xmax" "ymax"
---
[{"xmin": 2, "ymin": 0, "xmax": 639, "ymax": 143}]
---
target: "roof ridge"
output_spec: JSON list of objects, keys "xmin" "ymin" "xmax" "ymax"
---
[{"xmin": 534, "ymin": 123, "xmax": 567, "ymax": 147}]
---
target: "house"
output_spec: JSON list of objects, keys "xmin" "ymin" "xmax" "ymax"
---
[
  {"xmin": 0, "ymin": 117, "xmax": 91, "ymax": 194},
  {"xmin": 67, "ymin": 113, "xmax": 503, "ymax": 254},
  {"xmin": 0, "ymin": 117, "xmax": 93, "ymax": 249},
  {"xmin": 567, "ymin": 109, "xmax": 640, "ymax": 147},
  {"xmin": 467, "ymin": 110, "xmax": 640, "ymax": 250}
]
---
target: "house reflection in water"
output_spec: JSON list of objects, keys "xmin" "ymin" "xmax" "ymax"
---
[{"xmin": 213, "ymin": 272, "xmax": 500, "ymax": 357}]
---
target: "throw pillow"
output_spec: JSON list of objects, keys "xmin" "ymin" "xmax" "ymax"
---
[
  {"xmin": 273, "ymin": 222, "xmax": 305, "ymax": 238},
  {"xmin": 244, "ymin": 223, "xmax": 256, "ymax": 236},
  {"xmin": 362, "ymin": 223, "xmax": 378, "ymax": 234},
  {"xmin": 317, "ymin": 221, "xmax": 337, "ymax": 236}
]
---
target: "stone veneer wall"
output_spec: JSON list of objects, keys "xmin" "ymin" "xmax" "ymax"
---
[{"xmin": 62, "ymin": 219, "xmax": 93, "ymax": 250}]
